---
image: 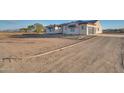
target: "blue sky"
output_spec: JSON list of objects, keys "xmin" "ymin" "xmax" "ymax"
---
[{"xmin": 0, "ymin": 20, "xmax": 124, "ymax": 30}]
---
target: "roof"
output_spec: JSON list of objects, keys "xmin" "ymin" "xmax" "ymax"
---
[
  {"xmin": 61, "ymin": 20, "xmax": 98, "ymax": 26},
  {"xmin": 45, "ymin": 20, "xmax": 99, "ymax": 27},
  {"xmin": 77, "ymin": 20, "xmax": 98, "ymax": 24}
]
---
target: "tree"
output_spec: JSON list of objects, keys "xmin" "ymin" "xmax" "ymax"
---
[
  {"xmin": 20, "ymin": 28, "xmax": 28, "ymax": 32},
  {"xmin": 34, "ymin": 23, "xmax": 44, "ymax": 33},
  {"xmin": 27, "ymin": 25, "xmax": 35, "ymax": 31}
]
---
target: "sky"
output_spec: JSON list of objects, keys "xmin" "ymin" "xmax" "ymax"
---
[{"xmin": 0, "ymin": 20, "xmax": 124, "ymax": 30}]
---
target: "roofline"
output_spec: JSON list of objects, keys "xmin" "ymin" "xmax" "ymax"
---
[
  {"xmin": 61, "ymin": 20, "xmax": 99, "ymax": 26},
  {"xmin": 45, "ymin": 20, "xmax": 100, "ymax": 27}
]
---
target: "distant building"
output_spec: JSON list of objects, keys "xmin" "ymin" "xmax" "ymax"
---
[{"xmin": 45, "ymin": 24, "xmax": 63, "ymax": 34}]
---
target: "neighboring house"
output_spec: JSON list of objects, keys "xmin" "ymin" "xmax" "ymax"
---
[
  {"xmin": 62, "ymin": 20, "xmax": 102, "ymax": 35},
  {"xmin": 45, "ymin": 24, "xmax": 63, "ymax": 34}
]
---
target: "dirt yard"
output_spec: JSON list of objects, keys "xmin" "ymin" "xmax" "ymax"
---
[{"xmin": 0, "ymin": 32, "xmax": 124, "ymax": 73}]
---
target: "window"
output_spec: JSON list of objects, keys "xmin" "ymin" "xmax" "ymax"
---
[
  {"xmin": 65, "ymin": 27, "xmax": 67, "ymax": 30},
  {"xmin": 68, "ymin": 25, "xmax": 76, "ymax": 28},
  {"xmin": 82, "ymin": 26, "xmax": 84, "ymax": 30},
  {"xmin": 68, "ymin": 25, "xmax": 75, "ymax": 32},
  {"xmin": 70, "ymin": 27, "xmax": 75, "ymax": 32},
  {"xmin": 49, "ymin": 28, "xmax": 52, "ymax": 32},
  {"xmin": 49, "ymin": 28, "xmax": 53, "ymax": 32}
]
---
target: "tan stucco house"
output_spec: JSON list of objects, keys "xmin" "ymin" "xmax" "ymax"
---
[{"xmin": 46, "ymin": 20, "xmax": 102, "ymax": 35}]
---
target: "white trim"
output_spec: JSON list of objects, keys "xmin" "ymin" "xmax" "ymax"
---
[{"xmin": 86, "ymin": 26, "xmax": 89, "ymax": 35}]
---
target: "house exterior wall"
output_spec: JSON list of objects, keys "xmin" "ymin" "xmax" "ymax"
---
[
  {"xmin": 79, "ymin": 24, "xmax": 87, "ymax": 35},
  {"xmin": 63, "ymin": 23, "xmax": 85, "ymax": 35},
  {"xmin": 63, "ymin": 23, "xmax": 89, "ymax": 35},
  {"xmin": 63, "ymin": 23, "xmax": 79, "ymax": 34},
  {"xmin": 95, "ymin": 21, "xmax": 102, "ymax": 34}
]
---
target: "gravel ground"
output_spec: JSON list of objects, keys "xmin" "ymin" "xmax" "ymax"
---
[
  {"xmin": 0, "ymin": 34, "xmax": 124, "ymax": 72},
  {"xmin": 0, "ymin": 38, "xmax": 79, "ymax": 59}
]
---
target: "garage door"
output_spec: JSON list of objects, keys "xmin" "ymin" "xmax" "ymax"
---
[{"xmin": 88, "ymin": 27, "xmax": 96, "ymax": 34}]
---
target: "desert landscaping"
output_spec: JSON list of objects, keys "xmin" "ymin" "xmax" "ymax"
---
[{"xmin": 0, "ymin": 32, "xmax": 124, "ymax": 72}]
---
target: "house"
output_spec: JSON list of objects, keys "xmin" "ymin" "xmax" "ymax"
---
[
  {"xmin": 62, "ymin": 20, "xmax": 102, "ymax": 35},
  {"xmin": 45, "ymin": 20, "xmax": 102, "ymax": 35},
  {"xmin": 45, "ymin": 24, "xmax": 63, "ymax": 34}
]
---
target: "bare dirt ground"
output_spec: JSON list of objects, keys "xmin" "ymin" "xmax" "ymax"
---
[
  {"xmin": 0, "ymin": 32, "xmax": 124, "ymax": 73},
  {"xmin": 0, "ymin": 33, "xmax": 80, "ymax": 60}
]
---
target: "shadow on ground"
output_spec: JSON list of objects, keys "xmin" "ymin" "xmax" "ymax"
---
[
  {"xmin": 11, "ymin": 33, "xmax": 81, "ymax": 38},
  {"xmin": 10, "ymin": 33, "xmax": 89, "ymax": 40}
]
